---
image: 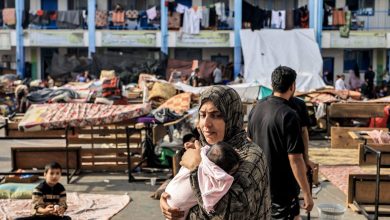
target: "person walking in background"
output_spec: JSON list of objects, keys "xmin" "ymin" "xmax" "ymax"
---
[
  {"xmin": 248, "ymin": 66, "xmax": 314, "ymax": 219},
  {"xmin": 365, "ymin": 65, "xmax": 376, "ymax": 97}
]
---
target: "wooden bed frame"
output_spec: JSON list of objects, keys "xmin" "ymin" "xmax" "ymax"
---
[
  {"xmin": 358, "ymin": 143, "xmax": 390, "ymax": 166},
  {"xmin": 0, "ymin": 114, "xmax": 67, "ymax": 139},
  {"xmin": 327, "ymin": 102, "xmax": 388, "ymax": 136},
  {"xmin": 0, "ymin": 147, "xmax": 81, "ymax": 182},
  {"xmin": 331, "ymin": 127, "xmax": 388, "ymax": 149},
  {"xmin": 348, "ymin": 174, "xmax": 390, "ymax": 218},
  {"xmin": 64, "ymin": 120, "xmax": 144, "ymax": 183}
]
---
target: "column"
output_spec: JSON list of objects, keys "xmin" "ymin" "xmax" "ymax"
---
[
  {"xmin": 309, "ymin": 0, "xmax": 316, "ymax": 29},
  {"xmin": 317, "ymin": 0, "xmax": 323, "ymax": 48},
  {"xmin": 16, "ymin": 0, "xmax": 25, "ymax": 78},
  {"xmin": 160, "ymin": 0, "xmax": 168, "ymax": 56},
  {"xmin": 88, "ymin": 0, "xmax": 96, "ymax": 59},
  {"xmin": 234, "ymin": 0, "xmax": 242, "ymax": 78},
  {"xmin": 309, "ymin": 0, "xmax": 323, "ymax": 48}
]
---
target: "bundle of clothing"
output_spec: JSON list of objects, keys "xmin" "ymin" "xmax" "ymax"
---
[
  {"xmin": 2, "ymin": 8, "xmax": 16, "ymax": 26},
  {"xmin": 95, "ymin": 6, "xmax": 160, "ymax": 30},
  {"xmin": 29, "ymin": 10, "xmax": 85, "ymax": 29},
  {"xmin": 167, "ymin": 2, "xmax": 233, "ymax": 34},
  {"xmin": 26, "ymin": 88, "xmax": 80, "ymax": 104},
  {"xmin": 242, "ymin": 1, "xmax": 309, "ymax": 31},
  {"xmin": 1, "ymin": 8, "xmax": 29, "ymax": 28},
  {"xmin": 366, "ymin": 130, "xmax": 390, "ymax": 144}
]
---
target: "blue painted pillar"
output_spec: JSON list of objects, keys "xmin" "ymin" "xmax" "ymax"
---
[
  {"xmin": 160, "ymin": 0, "xmax": 168, "ymax": 55},
  {"xmin": 88, "ymin": 0, "xmax": 96, "ymax": 58},
  {"xmin": 234, "ymin": 0, "xmax": 242, "ymax": 78},
  {"xmin": 309, "ymin": 0, "xmax": 324, "ymax": 48},
  {"xmin": 16, "ymin": 0, "xmax": 25, "ymax": 78},
  {"xmin": 309, "ymin": 0, "xmax": 322, "ymax": 48},
  {"xmin": 309, "ymin": 0, "xmax": 315, "ymax": 29},
  {"xmin": 317, "ymin": 0, "xmax": 323, "ymax": 48}
]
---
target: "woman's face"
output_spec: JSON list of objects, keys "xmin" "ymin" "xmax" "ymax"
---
[{"xmin": 199, "ymin": 101, "xmax": 225, "ymax": 145}]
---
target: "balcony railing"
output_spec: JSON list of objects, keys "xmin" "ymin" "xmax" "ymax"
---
[{"xmin": 323, "ymin": 10, "xmax": 390, "ymax": 31}]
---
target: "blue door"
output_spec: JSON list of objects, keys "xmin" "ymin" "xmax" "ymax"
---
[{"xmin": 41, "ymin": 0, "xmax": 58, "ymax": 29}]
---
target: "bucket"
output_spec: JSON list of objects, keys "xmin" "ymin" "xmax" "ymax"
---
[{"xmin": 317, "ymin": 203, "xmax": 346, "ymax": 220}]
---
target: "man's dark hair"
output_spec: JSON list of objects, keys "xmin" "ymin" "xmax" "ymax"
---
[
  {"xmin": 207, "ymin": 142, "xmax": 240, "ymax": 173},
  {"xmin": 271, "ymin": 66, "xmax": 297, "ymax": 93},
  {"xmin": 195, "ymin": 68, "xmax": 200, "ymax": 73},
  {"xmin": 44, "ymin": 162, "xmax": 62, "ymax": 173}
]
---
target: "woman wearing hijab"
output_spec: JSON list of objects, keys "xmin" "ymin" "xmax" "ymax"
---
[
  {"xmin": 348, "ymin": 69, "xmax": 362, "ymax": 91},
  {"xmin": 160, "ymin": 85, "xmax": 271, "ymax": 219}
]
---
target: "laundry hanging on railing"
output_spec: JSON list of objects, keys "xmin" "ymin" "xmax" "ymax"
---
[
  {"xmin": 57, "ymin": 10, "xmax": 83, "ymax": 29},
  {"xmin": 170, "ymin": 2, "xmax": 233, "ymax": 33},
  {"xmin": 2, "ymin": 8, "xmax": 16, "ymax": 26},
  {"xmin": 242, "ymin": 1, "xmax": 309, "ymax": 31}
]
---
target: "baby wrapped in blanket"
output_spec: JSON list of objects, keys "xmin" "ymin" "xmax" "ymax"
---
[{"xmin": 165, "ymin": 142, "xmax": 240, "ymax": 219}]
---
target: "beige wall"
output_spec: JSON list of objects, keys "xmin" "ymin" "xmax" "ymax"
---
[
  {"xmin": 0, "ymin": 47, "xmax": 16, "ymax": 70},
  {"xmin": 321, "ymin": 49, "xmax": 344, "ymax": 82}
]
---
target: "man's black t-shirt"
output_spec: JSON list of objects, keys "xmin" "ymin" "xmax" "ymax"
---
[
  {"xmin": 289, "ymin": 97, "xmax": 310, "ymax": 127},
  {"xmin": 365, "ymin": 70, "xmax": 375, "ymax": 85},
  {"xmin": 248, "ymin": 96, "xmax": 304, "ymax": 203}
]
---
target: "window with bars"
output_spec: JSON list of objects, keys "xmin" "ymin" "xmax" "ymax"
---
[
  {"xmin": 346, "ymin": 0, "xmax": 375, "ymax": 16},
  {"xmin": 344, "ymin": 50, "xmax": 372, "ymax": 72}
]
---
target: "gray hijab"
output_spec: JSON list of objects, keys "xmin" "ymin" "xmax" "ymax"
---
[{"xmin": 198, "ymin": 85, "xmax": 248, "ymax": 151}]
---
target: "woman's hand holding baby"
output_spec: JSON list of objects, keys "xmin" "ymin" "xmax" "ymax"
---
[{"xmin": 180, "ymin": 140, "xmax": 202, "ymax": 171}]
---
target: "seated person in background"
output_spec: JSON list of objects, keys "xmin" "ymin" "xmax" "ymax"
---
[
  {"xmin": 15, "ymin": 162, "xmax": 70, "ymax": 220},
  {"xmin": 165, "ymin": 141, "xmax": 240, "ymax": 220}
]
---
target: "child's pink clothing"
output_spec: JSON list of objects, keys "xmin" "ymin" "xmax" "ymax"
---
[
  {"xmin": 198, "ymin": 146, "xmax": 234, "ymax": 213},
  {"xmin": 165, "ymin": 146, "xmax": 234, "ymax": 219}
]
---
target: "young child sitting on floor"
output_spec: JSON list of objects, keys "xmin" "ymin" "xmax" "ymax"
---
[
  {"xmin": 165, "ymin": 142, "xmax": 240, "ymax": 219},
  {"xmin": 15, "ymin": 162, "xmax": 71, "ymax": 220}
]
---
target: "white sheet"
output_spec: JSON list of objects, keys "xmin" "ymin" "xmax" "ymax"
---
[
  {"xmin": 240, "ymin": 29, "xmax": 325, "ymax": 92},
  {"xmin": 173, "ymin": 82, "xmax": 260, "ymax": 102}
]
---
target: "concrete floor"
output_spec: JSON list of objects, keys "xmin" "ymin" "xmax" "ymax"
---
[{"xmin": 0, "ymin": 135, "xmax": 370, "ymax": 219}]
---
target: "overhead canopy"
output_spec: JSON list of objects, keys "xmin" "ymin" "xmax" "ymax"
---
[{"xmin": 240, "ymin": 29, "xmax": 325, "ymax": 92}]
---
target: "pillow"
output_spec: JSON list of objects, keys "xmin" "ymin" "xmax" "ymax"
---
[
  {"xmin": 148, "ymin": 82, "xmax": 177, "ymax": 101},
  {"xmin": 157, "ymin": 92, "xmax": 191, "ymax": 114},
  {"xmin": 0, "ymin": 182, "xmax": 40, "ymax": 199}
]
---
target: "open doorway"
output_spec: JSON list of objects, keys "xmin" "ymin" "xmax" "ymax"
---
[{"xmin": 323, "ymin": 57, "xmax": 334, "ymax": 85}]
